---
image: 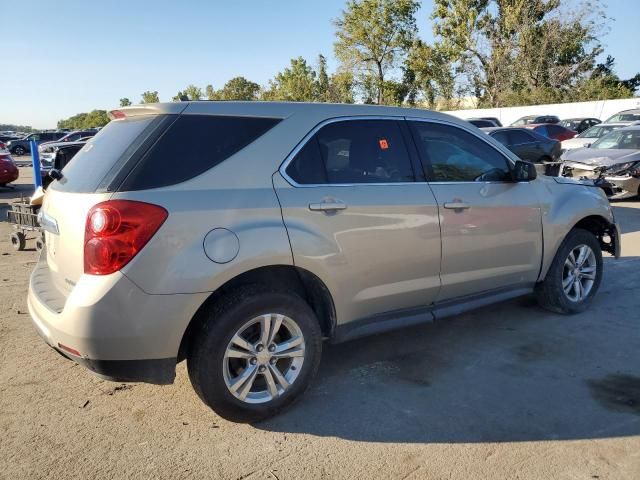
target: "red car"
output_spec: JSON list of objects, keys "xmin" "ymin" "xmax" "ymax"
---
[
  {"xmin": 524, "ymin": 123, "xmax": 577, "ymax": 141},
  {"xmin": 0, "ymin": 152, "xmax": 19, "ymax": 186}
]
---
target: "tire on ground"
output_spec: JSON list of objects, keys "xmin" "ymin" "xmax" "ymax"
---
[
  {"xmin": 536, "ymin": 228, "xmax": 603, "ymax": 314},
  {"xmin": 187, "ymin": 285, "xmax": 323, "ymax": 423}
]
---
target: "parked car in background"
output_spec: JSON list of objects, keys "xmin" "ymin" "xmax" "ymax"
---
[
  {"xmin": 604, "ymin": 108, "xmax": 640, "ymax": 124},
  {"xmin": 40, "ymin": 141, "xmax": 86, "ymax": 173},
  {"xmin": 562, "ymin": 125, "xmax": 640, "ymax": 199},
  {"xmin": 484, "ymin": 127, "xmax": 561, "ymax": 175},
  {"xmin": 511, "ymin": 115, "xmax": 560, "ymax": 126},
  {"xmin": 0, "ymin": 151, "xmax": 19, "ymax": 187},
  {"xmin": 524, "ymin": 123, "xmax": 577, "ymax": 141},
  {"xmin": 41, "ymin": 142, "xmax": 85, "ymax": 188},
  {"xmin": 6, "ymin": 131, "xmax": 66, "ymax": 156},
  {"xmin": 467, "ymin": 118, "xmax": 499, "ymax": 128},
  {"xmin": 479, "ymin": 116, "xmax": 502, "ymax": 127},
  {"xmin": 561, "ymin": 122, "xmax": 630, "ymax": 151},
  {"xmin": 29, "ymin": 101, "xmax": 620, "ymax": 422},
  {"xmin": 38, "ymin": 130, "xmax": 97, "ymax": 152},
  {"xmin": 560, "ymin": 118, "xmax": 601, "ymax": 134}
]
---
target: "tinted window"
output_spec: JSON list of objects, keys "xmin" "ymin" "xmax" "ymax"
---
[
  {"xmin": 120, "ymin": 115, "xmax": 281, "ymax": 190},
  {"xmin": 491, "ymin": 131, "xmax": 510, "ymax": 145},
  {"xmin": 287, "ymin": 120, "xmax": 414, "ymax": 184},
  {"xmin": 286, "ymin": 137, "xmax": 327, "ymax": 184},
  {"xmin": 410, "ymin": 122, "xmax": 511, "ymax": 182},
  {"xmin": 510, "ymin": 130, "xmax": 535, "ymax": 144},
  {"xmin": 469, "ymin": 119, "xmax": 494, "ymax": 128},
  {"xmin": 51, "ymin": 115, "xmax": 162, "ymax": 193},
  {"xmin": 534, "ymin": 125, "xmax": 549, "ymax": 137}
]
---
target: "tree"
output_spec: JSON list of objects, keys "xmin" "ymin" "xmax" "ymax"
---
[
  {"xmin": 334, "ymin": 0, "xmax": 419, "ymax": 104},
  {"xmin": 119, "ymin": 98, "xmax": 132, "ymax": 107},
  {"xmin": 407, "ymin": 40, "xmax": 454, "ymax": 108},
  {"xmin": 316, "ymin": 54, "xmax": 330, "ymax": 101},
  {"xmin": 140, "ymin": 91, "xmax": 159, "ymax": 103},
  {"xmin": 263, "ymin": 57, "xmax": 317, "ymax": 101},
  {"xmin": 172, "ymin": 90, "xmax": 188, "ymax": 101},
  {"xmin": 430, "ymin": 0, "xmax": 607, "ymax": 107},
  {"xmin": 213, "ymin": 77, "xmax": 261, "ymax": 100},
  {"xmin": 184, "ymin": 84, "xmax": 203, "ymax": 100},
  {"xmin": 327, "ymin": 71, "xmax": 356, "ymax": 103},
  {"xmin": 57, "ymin": 110, "xmax": 109, "ymax": 130}
]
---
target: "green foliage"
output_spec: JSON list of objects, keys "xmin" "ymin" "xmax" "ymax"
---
[
  {"xmin": 263, "ymin": 57, "xmax": 318, "ymax": 101},
  {"xmin": 140, "ymin": 90, "xmax": 160, "ymax": 104},
  {"xmin": 119, "ymin": 98, "xmax": 132, "ymax": 107},
  {"xmin": 334, "ymin": 0, "xmax": 419, "ymax": 104},
  {"xmin": 57, "ymin": 110, "xmax": 110, "ymax": 130},
  {"xmin": 0, "ymin": 123, "xmax": 34, "ymax": 133},
  {"xmin": 184, "ymin": 84, "xmax": 203, "ymax": 100},
  {"xmin": 207, "ymin": 77, "xmax": 261, "ymax": 100}
]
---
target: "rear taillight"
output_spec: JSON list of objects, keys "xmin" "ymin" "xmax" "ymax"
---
[{"xmin": 84, "ymin": 200, "xmax": 168, "ymax": 275}]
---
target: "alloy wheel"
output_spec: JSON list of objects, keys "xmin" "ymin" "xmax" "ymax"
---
[
  {"xmin": 562, "ymin": 244, "xmax": 596, "ymax": 302},
  {"xmin": 223, "ymin": 313, "xmax": 306, "ymax": 404}
]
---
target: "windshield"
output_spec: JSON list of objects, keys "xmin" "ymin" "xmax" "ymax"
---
[
  {"xmin": 511, "ymin": 117, "xmax": 535, "ymax": 126},
  {"xmin": 604, "ymin": 112, "xmax": 640, "ymax": 123},
  {"xmin": 591, "ymin": 130, "xmax": 640, "ymax": 150},
  {"xmin": 578, "ymin": 125, "xmax": 618, "ymax": 139},
  {"xmin": 561, "ymin": 120, "xmax": 580, "ymax": 130}
]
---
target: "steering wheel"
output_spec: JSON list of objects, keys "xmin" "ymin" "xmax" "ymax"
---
[{"xmin": 474, "ymin": 168, "xmax": 506, "ymax": 182}]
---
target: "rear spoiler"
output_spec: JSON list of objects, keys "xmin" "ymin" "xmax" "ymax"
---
[{"xmin": 108, "ymin": 103, "xmax": 188, "ymax": 120}]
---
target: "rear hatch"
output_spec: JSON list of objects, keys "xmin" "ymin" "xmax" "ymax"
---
[{"xmin": 41, "ymin": 106, "xmax": 182, "ymax": 296}]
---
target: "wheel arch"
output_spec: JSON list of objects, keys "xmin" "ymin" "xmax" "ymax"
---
[
  {"xmin": 539, "ymin": 212, "xmax": 619, "ymax": 281},
  {"xmin": 178, "ymin": 265, "xmax": 336, "ymax": 362}
]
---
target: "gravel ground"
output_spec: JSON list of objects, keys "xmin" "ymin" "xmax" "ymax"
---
[{"xmin": 1, "ymin": 165, "xmax": 639, "ymax": 479}]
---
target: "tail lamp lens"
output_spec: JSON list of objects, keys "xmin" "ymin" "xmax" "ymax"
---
[{"xmin": 84, "ymin": 200, "xmax": 168, "ymax": 275}]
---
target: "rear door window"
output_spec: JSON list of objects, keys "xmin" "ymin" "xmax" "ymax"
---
[
  {"xmin": 509, "ymin": 130, "xmax": 535, "ymax": 144},
  {"xmin": 286, "ymin": 119, "xmax": 415, "ymax": 184},
  {"xmin": 119, "ymin": 115, "xmax": 281, "ymax": 191}
]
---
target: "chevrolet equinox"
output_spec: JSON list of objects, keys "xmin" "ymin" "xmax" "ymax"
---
[{"xmin": 28, "ymin": 102, "xmax": 621, "ymax": 422}]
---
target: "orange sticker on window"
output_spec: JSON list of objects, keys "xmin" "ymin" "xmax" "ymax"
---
[{"xmin": 379, "ymin": 139, "xmax": 389, "ymax": 150}]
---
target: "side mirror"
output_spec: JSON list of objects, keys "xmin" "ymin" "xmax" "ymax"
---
[{"xmin": 512, "ymin": 160, "xmax": 537, "ymax": 182}]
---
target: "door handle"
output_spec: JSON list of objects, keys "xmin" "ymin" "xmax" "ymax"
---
[
  {"xmin": 309, "ymin": 201, "xmax": 347, "ymax": 212},
  {"xmin": 443, "ymin": 202, "xmax": 470, "ymax": 210}
]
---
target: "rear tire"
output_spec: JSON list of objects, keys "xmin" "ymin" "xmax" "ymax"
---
[
  {"xmin": 35, "ymin": 237, "xmax": 45, "ymax": 252},
  {"xmin": 10, "ymin": 232, "xmax": 26, "ymax": 251},
  {"xmin": 536, "ymin": 228, "xmax": 603, "ymax": 314},
  {"xmin": 187, "ymin": 285, "xmax": 322, "ymax": 423}
]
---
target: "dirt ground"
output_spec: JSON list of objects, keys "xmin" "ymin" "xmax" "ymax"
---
[{"xmin": 1, "ymin": 165, "xmax": 639, "ymax": 479}]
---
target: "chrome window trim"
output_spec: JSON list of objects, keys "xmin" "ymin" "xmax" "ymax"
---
[
  {"xmin": 278, "ymin": 114, "xmax": 520, "ymax": 188},
  {"xmin": 278, "ymin": 115, "xmax": 424, "ymax": 188}
]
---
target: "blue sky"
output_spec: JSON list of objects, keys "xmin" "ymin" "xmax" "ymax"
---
[{"xmin": 2, "ymin": 0, "xmax": 638, "ymax": 128}]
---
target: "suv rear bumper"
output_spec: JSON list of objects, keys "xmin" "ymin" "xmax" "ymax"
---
[{"xmin": 28, "ymin": 256, "xmax": 208, "ymax": 384}]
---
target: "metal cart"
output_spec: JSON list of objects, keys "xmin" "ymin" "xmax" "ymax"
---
[{"xmin": 6, "ymin": 201, "xmax": 44, "ymax": 251}]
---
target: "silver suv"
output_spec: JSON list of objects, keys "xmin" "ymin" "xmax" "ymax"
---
[{"xmin": 28, "ymin": 102, "xmax": 621, "ymax": 422}]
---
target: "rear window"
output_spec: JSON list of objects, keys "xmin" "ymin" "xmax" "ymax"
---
[
  {"xmin": 51, "ymin": 114, "xmax": 280, "ymax": 193},
  {"xmin": 118, "ymin": 115, "xmax": 281, "ymax": 191},
  {"xmin": 52, "ymin": 115, "xmax": 161, "ymax": 193}
]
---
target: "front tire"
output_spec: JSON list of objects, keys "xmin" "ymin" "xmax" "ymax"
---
[
  {"xmin": 187, "ymin": 285, "xmax": 322, "ymax": 422},
  {"xmin": 536, "ymin": 228, "xmax": 603, "ymax": 314}
]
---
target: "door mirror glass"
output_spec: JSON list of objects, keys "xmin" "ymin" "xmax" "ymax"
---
[{"xmin": 512, "ymin": 160, "xmax": 537, "ymax": 182}]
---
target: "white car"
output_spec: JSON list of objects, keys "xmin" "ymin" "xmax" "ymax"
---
[{"xmin": 561, "ymin": 122, "xmax": 635, "ymax": 151}]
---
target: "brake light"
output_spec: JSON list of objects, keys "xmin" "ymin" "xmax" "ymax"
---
[{"xmin": 84, "ymin": 200, "xmax": 168, "ymax": 275}]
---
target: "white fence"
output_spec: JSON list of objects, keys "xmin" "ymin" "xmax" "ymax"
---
[{"xmin": 444, "ymin": 97, "xmax": 640, "ymax": 126}]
